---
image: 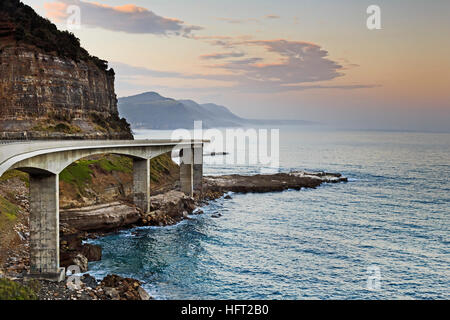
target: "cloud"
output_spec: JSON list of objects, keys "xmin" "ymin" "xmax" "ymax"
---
[
  {"xmin": 264, "ymin": 14, "xmax": 280, "ymax": 19},
  {"xmin": 215, "ymin": 14, "xmax": 280, "ymax": 24},
  {"xmin": 192, "ymin": 39, "xmax": 378, "ymax": 93},
  {"xmin": 216, "ymin": 17, "xmax": 260, "ymax": 24},
  {"xmin": 204, "ymin": 39, "xmax": 345, "ymax": 87},
  {"xmin": 108, "ymin": 38, "xmax": 376, "ymax": 94},
  {"xmin": 192, "ymin": 35, "xmax": 253, "ymax": 49},
  {"xmin": 199, "ymin": 52, "xmax": 246, "ymax": 60},
  {"xmin": 44, "ymin": 0, "xmax": 202, "ymax": 36},
  {"xmin": 109, "ymin": 36, "xmax": 377, "ymax": 94}
]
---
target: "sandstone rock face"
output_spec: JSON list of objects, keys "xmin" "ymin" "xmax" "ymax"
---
[
  {"xmin": 59, "ymin": 202, "xmax": 141, "ymax": 231},
  {"xmin": 0, "ymin": 44, "xmax": 132, "ymax": 140}
]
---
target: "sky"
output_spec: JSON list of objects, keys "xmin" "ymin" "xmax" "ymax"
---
[{"xmin": 24, "ymin": 0, "xmax": 450, "ymax": 132}]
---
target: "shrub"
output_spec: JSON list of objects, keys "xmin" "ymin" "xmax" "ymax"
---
[{"xmin": 0, "ymin": 279, "xmax": 37, "ymax": 300}]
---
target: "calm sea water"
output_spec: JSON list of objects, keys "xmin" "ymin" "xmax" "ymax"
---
[{"xmin": 87, "ymin": 127, "xmax": 450, "ymax": 299}]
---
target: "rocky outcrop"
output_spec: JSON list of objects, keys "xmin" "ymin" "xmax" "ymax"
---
[
  {"xmin": 60, "ymin": 191, "xmax": 197, "ymax": 232},
  {"xmin": 142, "ymin": 190, "xmax": 197, "ymax": 226},
  {"xmin": 204, "ymin": 171, "xmax": 348, "ymax": 194},
  {"xmin": 97, "ymin": 274, "xmax": 152, "ymax": 300},
  {"xmin": 60, "ymin": 202, "xmax": 141, "ymax": 232}
]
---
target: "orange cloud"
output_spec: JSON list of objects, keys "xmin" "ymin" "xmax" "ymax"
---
[
  {"xmin": 43, "ymin": 0, "xmax": 201, "ymax": 35},
  {"xmin": 43, "ymin": 2, "xmax": 68, "ymax": 21}
]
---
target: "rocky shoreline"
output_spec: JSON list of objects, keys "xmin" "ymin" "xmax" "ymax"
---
[
  {"xmin": 62, "ymin": 171, "xmax": 347, "ymax": 234},
  {"xmin": 1, "ymin": 171, "xmax": 347, "ymax": 300}
]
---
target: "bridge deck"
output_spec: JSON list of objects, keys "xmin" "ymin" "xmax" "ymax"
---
[{"xmin": 0, "ymin": 139, "xmax": 207, "ymax": 176}]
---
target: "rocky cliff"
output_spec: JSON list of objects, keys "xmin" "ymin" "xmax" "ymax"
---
[{"xmin": 0, "ymin": 0, "xmax": 132, "ymax": 140}]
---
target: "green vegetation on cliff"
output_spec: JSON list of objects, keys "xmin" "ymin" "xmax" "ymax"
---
[
  {"xmin": 59, "ymin": 153, "xmax": 178, "ymax": 193},
  {"xmin": 32, "ymin": 122, "xmax": 82, "ymax": 134},
  {"xmin": 0, "ymin": 195, "xmax": 21, "ymax": 267},
  {"xmin": 0, "ymin": 195, "xmax": 19, "ymax": 222},
  {"xmin": 0, "ymin": 0, "xmax": 110, "ymax": 72},
  {"xmin": 88, "ymin": 111, "xmax": 132, "ymax": 137},
  {"xmin": 0, "ymin": 169, "xmax": 28, "ymax": 186},
  {"xmin": 59, "ymin": 155, "xmax": 133, "ymax": 192},
  {"xmin": 0, "ymin": 278, "xmax": 37, "ymax": 300},
  {"xmin": 0, "ymin": 190, "xmax": 20, "ymax": 230},
  {"xmin": 150, "ymin": 153, "xmax": 178, "ymax": 184},
  {"xmin": 59, "ymin": 154, "xmax": 178, "ymax": 200}
]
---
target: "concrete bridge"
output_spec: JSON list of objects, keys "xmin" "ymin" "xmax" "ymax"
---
[{"xmin": 0, "ymin": 139, "xmax": 207, "ymax": 281}]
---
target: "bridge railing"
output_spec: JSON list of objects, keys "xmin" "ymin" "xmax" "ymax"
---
[{"xmin": 0, "ymin": 140, "xmax": 27, "ymax": 144}]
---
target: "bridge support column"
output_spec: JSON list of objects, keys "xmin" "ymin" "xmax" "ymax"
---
[
  {"xmin": 193, "ymin": 144, "xmax": 203, "ymax": 193},
  {"xmin": 133, "ymin": 158, "xmax": 151, "ymax": 213},
  {"xmin": 180, "ymin": 146, "xmax": 194, "ymax": 196},
  {"xmin": 28, "ymin": 173, "xmax": 64, "ymax": 281}
]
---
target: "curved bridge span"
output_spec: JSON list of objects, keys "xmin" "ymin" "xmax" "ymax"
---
[{"xmin": 0, "ymin": 139, "xmax": 207, "ymax": 281}]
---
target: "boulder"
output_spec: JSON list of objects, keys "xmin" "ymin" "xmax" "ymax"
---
[
  {"xmin": 137, "ymin": 286, "xmax": 151, "ymax": 300},
  {"xmin": 81, "ymin": 244, "xmax": 102, "ymax": 262},
  {"xmin": 72, "ymin": 254, "xmax": 88, "ymax": 273},
  {"xmin": 81, "ymin": 274, "xmax": 98, "ymax": 289},
  {"xmin": 104, "ymin": 287, "xmax": 120, "ymax": 300}
]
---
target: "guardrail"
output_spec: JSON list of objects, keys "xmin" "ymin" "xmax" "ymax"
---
[{"xmin": 0, "ymin": 140, "xmax": 24, "ymax": 144}]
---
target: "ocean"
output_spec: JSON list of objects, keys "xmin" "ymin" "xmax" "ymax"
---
[{"xmin": 86, "ymin": 127, "xmax": 450, "ymax": 299}]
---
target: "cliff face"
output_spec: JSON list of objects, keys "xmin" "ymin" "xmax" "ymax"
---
[
  {"xmin": 0, "ymin": 45, "xmax": 132, "ymax": 140},
  {"xmin": 0, "ymin": 1, "xmax": 133, "ymax": 140}
]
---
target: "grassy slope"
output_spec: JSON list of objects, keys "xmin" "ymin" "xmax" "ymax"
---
[
  {"xmin": 0, "ymin": 195, "xmax": 20, "ymax": 221},
  {"xmin": 59, "ymin": 153, "xmax": 178, "ymax": 195},
  {"xmin": 0, "ymin": 176, "xmax": 22, "ymax": 268},
  {"xmin": 0, "ymin": 170, "xmax": 29, "ymax": 186},
  {"xmin": 59, "ymin": 155, "xmax": 132, "ymax": 191},
  {"xmin": 0, "ymin": 171, "xmax": 24, "ymax": 226}
]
